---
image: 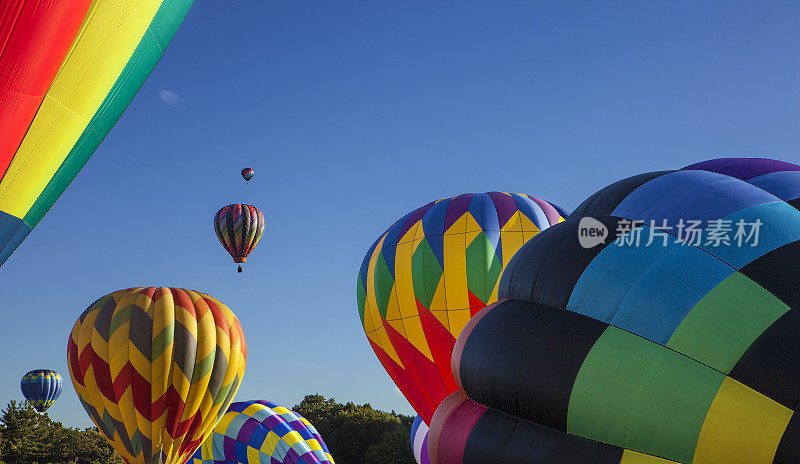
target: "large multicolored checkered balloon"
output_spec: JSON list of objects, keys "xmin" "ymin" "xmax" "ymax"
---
[
  {"xmin": 67, "ymin": 287, "xmax": 247, "ymax": 464},
  {"xmin": 357, "ymin": 192, "xmax": 567, "ymax": 423},
  {"xmin": 20, "ymin": 369, "xmax": 62, "ymax": 413},
  {"xmin": 431, "ymin": 158, "xmax": 800, "ymax": 464},
  {"xmin": 191, "ymin": 400, "xmax": 335, "ymax": 464}
]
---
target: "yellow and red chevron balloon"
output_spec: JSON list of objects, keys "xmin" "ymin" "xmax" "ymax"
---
[
  {"xmin": 357, "ymin": 192, "xmax": 567, "ymax": 424},
  {"xmin": 67, "ymin": 287, "xmax": 247, "ymax": 464},
  {"xmin": 0, "ymin": 0, "xmax": 194, "ymax": 268}
]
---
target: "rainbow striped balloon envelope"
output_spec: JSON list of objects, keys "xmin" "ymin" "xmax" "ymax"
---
[
  {"xmin": 0, "ymin": 0, "xmax": 194, "ymax": 267},
  {"xmin": 430, "ymin": 158, "xmax": 800, "ymax": 464},
  {"xmin": 357, "ymin": 192, "xmax": 567, "ymax": 424},
  {"xmin": 191, "ymin": 400, "xmax": 335, "ymax": 464},
  {"xmin": 20, "ymin": 369, "xmax": 62, "ymax": 413}
]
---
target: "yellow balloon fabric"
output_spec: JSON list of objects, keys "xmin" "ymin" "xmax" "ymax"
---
[{"xmin": 67, "ymin": 287, "xmax": 247, "ymax": 464}]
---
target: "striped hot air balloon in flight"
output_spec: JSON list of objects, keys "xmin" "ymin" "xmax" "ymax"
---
[{"xmin": 214, "ymin": 204, "xmax": 265, "ymax": 273}]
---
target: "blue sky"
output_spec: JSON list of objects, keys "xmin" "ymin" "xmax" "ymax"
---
[{"xmin": 2, "ymin": 1, "xmax": 800, "ymax": 428}]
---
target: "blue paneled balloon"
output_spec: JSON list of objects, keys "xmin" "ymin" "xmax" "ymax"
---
[{"xmin": 21, "ymin": 369, "xmax": 62, "ymax": 413}]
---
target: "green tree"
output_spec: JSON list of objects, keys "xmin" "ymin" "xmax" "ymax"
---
[
  {"xmin": 363, "ymin": 420, "xmax": 416, "ymax": 464},
  {"xmin": 294, "ymin": 394, "xmax": 416, "ymax": 464},
  {"xmin": 67, "ymin": 427, "xmax": 123, "ymax": 464},
  {"xmin": 0, "ymin": 400, "xmax": 49, "ymax": 464},
  {"xmin": 0, "ymin": 401, "xmax": 122, "ymax": 464}
]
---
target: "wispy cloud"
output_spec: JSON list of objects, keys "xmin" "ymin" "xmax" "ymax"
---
[{"xmin": 159, "ymin": 89, "xmax": 182, "ymax": 107}]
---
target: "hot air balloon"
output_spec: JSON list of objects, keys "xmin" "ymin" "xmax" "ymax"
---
[
  {"xmin": 214, "ymin": 204, "xmax": 265, "ymax": 273},
  {"xmin": 241, "ymin": 168, "xmax": 254, "ymax": 182},
  {"xmin": 411, "ymin": 415, "xmax": 431, "ymax": 464},
  {"xmin": 430, "ymin": 158, "xmax": 800, "ymax": 464},
  {"xmin": 20, "ymin": 369, "xmax": 62, "ymax": 413},
  {"xmin": 357, "ymin": 192, "xmax": 567, "ymax": 424},
  {"xmin": 191, "ymin": 400, "xmax": 335, "ymax": 464},
  {"xmin": 0, "ymin": 0, "xmax": 195, "ymax": 269},
  {"xmin": 67, "ymin": 287, "xmax": 247, "ymax": 464}
]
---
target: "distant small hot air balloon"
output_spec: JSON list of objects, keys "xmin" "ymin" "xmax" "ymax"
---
[
  {"xmin": 20, "ymin": 369, "xmax": 62, "ymax": 413},
  {"xmin": 214, "ymin": 204, "xmax": 265, "ymax": 273},
  {"xmin": 241, "ymin": 168, "xmax": 254, "ymax": 182}
]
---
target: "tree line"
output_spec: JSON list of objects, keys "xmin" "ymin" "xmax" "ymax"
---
[
  {"xmin": 0, "ymin": 401, "xmax": 121, "ymax": 464},
  {"xmin": 0, "ymin": 395, "xmax": 416, "ymax": 464},
  {"xmin": 293, "ymin": 394, "xmax": 416, "ymax": 464}
]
